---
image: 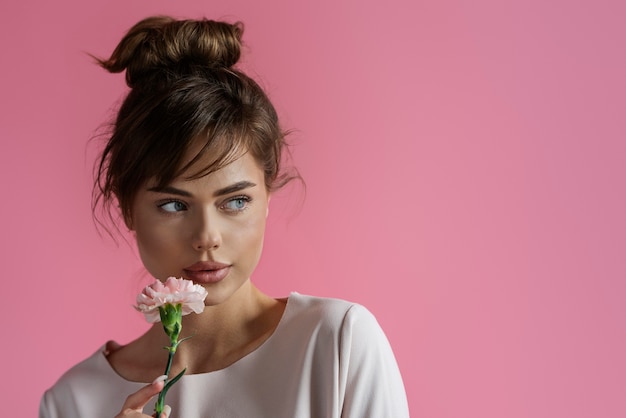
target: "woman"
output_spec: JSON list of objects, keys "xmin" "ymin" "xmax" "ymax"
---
[{"xmin": 40, "ymin": 16, "xmax": 409, "ymax": 418}]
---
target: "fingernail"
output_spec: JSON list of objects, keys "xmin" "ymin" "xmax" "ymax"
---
[
  {"xmin": 152, "ymin": 374, "xmax": 168, "ymax": 384},
  {"xmin": 163, "ymin": 405, "xmax": 172, "ymax": 417}
]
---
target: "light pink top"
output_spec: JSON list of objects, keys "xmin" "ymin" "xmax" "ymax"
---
[{"xmin": 40, "ymin": 293, "xmax": 409, "ymax": 417}]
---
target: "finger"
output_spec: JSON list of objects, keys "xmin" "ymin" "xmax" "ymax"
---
[
  {"xmin": 121, "ymin": 375, "xmax": 167, "ymax": 411},
  {"xmin": 163, "ymin": 405, "xmax": 172, "ymax": 418},
  {"xmin": 152, "ymin": 404, "xmax": 171, "ymax": 418}
]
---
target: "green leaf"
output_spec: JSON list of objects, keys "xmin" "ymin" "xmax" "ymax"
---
[{"xmin": 162, "ymin": 367, "xmax": 187, "ymax": 394}]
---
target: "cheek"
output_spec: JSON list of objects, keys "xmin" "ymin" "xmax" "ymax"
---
[
  {"xmin": 134, "ymin": 223, "xmax": 179, "ymax": 277},
  {"xmin": 234, "ymin": 213, "xmax": 267, "ymax": 266}
]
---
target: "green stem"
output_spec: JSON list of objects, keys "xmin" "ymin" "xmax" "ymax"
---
[
  {"xmin": 163, "ymin": 344, "xmax": 177, "ymax": 381},
  {"xmin": 155, "ymin": 342, "xmax": 178, "ymax": 417},
  {"xmin": 154, "ymin": 304, "xmax": 185, "ymax": 418}
]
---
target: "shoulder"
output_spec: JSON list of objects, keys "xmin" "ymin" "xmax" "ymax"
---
[
  {"xmin": 40, "ymin": 346, "xmax": 103, "ymax": 417},
  {"xmin": 280, "ymin": 293, "xmax": 410, "ymax": 417},
  {"xmin": 281, "ymin": 293, "xmax": 387, "ymax": 351},
  {"xmin": 40, "ymin": 344, "xmax": 137, "ymax": 418},
  {"xmin": 284, "ymin": 293, "xmax": 378, "ymax": 331},
  {"xmin": 45, "ymin": 346, "xmax": 108, "ymax": 392},
  {"xmin": 286, "ymin": 292, "xmax": 360, "ymax": 317}
]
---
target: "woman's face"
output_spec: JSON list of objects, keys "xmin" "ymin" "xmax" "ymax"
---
[{"xmin": 130, "ymin": 150, "xmax": 270, "ymax": 305}]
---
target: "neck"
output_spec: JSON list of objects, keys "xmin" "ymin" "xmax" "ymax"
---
[{"xmin": 145, "ymin": 280, "xmax": 286, "ymax": 375}]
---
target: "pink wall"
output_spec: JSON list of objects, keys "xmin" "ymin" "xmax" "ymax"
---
[{"xmin": 1, "ymin": 0, "xmax": 624, "ymax": 416}]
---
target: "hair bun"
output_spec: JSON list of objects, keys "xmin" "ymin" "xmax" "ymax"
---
[{"xmin": 98, "ymin": 16, "xmax": 243, "ymax": 87}]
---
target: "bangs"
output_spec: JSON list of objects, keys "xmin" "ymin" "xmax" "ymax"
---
[
  {"xmin": 147, "ymin": 75, "xmax": 256, "ymax": 188},
  {"xmin": 176, "ymin": 124, "xmax": 251, "ymax": 183}
]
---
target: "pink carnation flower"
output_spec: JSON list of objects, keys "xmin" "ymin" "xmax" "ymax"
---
[{"xmin": 135, "ymin": 277, "xmax": 208, "ymax": 323}]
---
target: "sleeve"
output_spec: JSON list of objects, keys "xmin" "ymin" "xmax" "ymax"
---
[
  {"xmin": 338, "ymin": 304, "xmax": 410, "ymax": 418},
  {"xmin": 39, "ymin": 390, "xmax": 58, "ymax": 418}
]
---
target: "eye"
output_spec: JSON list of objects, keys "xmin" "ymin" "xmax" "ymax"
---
[
  {"xmin": 223, "ymin": 196, "xmax": 250, "ymax": 212},
  {"xmin": 158, "ymin": 200, "xmax": 187, "ymax": 213}
]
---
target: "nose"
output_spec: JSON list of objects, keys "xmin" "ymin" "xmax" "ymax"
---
[{"xmin": 191, "ymin": 210, "xmax": 222, "ymax": 251}]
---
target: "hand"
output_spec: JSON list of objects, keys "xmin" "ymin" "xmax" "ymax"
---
[{"xmin": 115, "ymin": 375, "xmax": 171, "ymax": 418}]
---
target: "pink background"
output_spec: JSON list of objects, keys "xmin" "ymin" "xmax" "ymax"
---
[{"xmin": 1, "ymin": 0, "xmax": 625, "ymax": 416}]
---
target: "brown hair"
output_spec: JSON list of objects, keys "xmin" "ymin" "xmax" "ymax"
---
[{"xmin": 92, "ymin": 16, "xmax": 296, "ymax": 228}]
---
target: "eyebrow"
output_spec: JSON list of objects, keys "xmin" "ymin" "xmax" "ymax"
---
[{"xmin": 147, "ymin": 181, "xmax": 257, "ymax": 198}]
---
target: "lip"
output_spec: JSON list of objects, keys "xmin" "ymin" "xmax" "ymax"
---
[{"xmin": 183, "ymin": 261, "xmax": 231, "ymax": 284}]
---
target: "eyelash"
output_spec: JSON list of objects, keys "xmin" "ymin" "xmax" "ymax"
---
[
  {"xmin": 222, "ymin": 195, "xmax": 252, "ymax": 213},
  {"xmin": 156, "ymin": 196, "xmax": 252, "ymax": 215},
  {"xmin": 157, "ymin": 200, "xmax": 188, "ymax": 214}
]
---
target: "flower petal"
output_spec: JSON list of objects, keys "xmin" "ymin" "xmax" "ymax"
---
[{"xmin": 134, "ymin": 277, "xmax": 208, "ymax": 323}]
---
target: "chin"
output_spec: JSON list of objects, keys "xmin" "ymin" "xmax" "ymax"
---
[{"xmin": 201, "ymin": 279, "xmax": 251, "ymax": 307}]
